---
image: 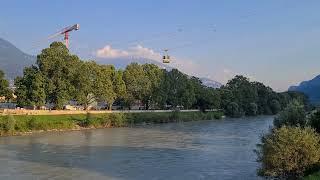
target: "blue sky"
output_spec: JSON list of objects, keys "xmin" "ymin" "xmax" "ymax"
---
[{"xmin": 1, "ymin": 0, "xmax": 320, "ymax": 91}]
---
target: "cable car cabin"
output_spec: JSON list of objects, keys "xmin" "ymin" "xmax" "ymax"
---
[{"xmin": 162, "ymin": 55, "xmax": 170, "ymax": 63}]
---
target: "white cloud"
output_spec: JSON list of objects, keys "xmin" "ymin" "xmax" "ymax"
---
[
  {"xmin": 96, "ymin": 44, "xmax": 161, "ymax": 60},
  {"xmin": 96, "ymin": 45, "xmax": 129, "ymax": 58},
  {"xmin": 129, "ymin": 45, "xmax": 161, "ymax": 60}
]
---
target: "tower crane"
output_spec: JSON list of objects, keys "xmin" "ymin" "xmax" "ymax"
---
[{"xmin": 47, "ymin": 24, "xmax": 80, "ymax": 49}]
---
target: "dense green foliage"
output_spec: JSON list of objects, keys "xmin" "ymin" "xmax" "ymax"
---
[
  {"xmin": 0, "ymin": 70, "xmax": 12, "ymax": 101},
  {"xmin": 257, "ymin": 101, "xmax": 320, "ymax": 179},
  {"xmin": 0, "ymin": 111, "xmax": 223, "ymax": 135},
  {"xmin": 274, "ymin": 100, "xmax": 307, "ymax": 128},
  {"xmin": 304, "ymin": 171, "xmax": 320, "ymax": 180},
  {"xmin": 13, "ymin": 43, "xmax": 221, "ymax": 111},
  {"xmin": 256, "ymin": 126, "xmax": 320, "ymax": 179},
  {"xmin": 220, "ymin": 76, "xmax": 306, "ymax": 117},
  {"xmin": 309, "ymin": 110, "xmax": 320, "ymax": 133},
  {"xmin": 12, "ymin": 42, "xmax": 307, "ymax": 116}
]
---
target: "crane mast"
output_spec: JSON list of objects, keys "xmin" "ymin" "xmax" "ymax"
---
[{"xmin": 60, "ymin": 24, "xmax": 79, "ymax": 48}]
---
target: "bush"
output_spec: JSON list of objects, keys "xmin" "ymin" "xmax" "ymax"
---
[
  {"xmin": 213, "ymin": 112, "xmax": 223, "ymax": 119},
  {"xmin": 304, "ymin": 171, "xmax": 320, "ymax": 180},
  {"xmin": 102, "ymin": 113, "xmax": 127, "ymax": 127},
  {"xmin": 169, "ymin": 110, "xmax": 180, "ymax": 121},
  {"xmin": 270, "ymin": 99, "xmax": 281, "ymax": 114},
  {"xmin": 309, "ymin": 110, "xmax": 320, "ymax": 133},
  {"xmin": 1, "ymin": 115, "xmax": 16, "ymax": 133},
  {"xmin": 226, "ymin": 102, "xmax": 243, "ymax": 117},
  {"xmin": 256, "ymin": 126, "xmax": 320, "ymax": 179},
  {"xmin": 27, "ymin": 117, "xmax": 37, "ymax": 129},
  {"xmin": 247, "ymin": 102, "xmax": 258, "ymax": 116},
  {"xmin": 274, "ymin": 100, "xmax": 306, "ymax": 128}
]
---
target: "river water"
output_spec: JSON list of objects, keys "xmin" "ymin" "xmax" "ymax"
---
[{"xmin": 0, "ymin": 116, "xmax": 273, "ymax": 180}]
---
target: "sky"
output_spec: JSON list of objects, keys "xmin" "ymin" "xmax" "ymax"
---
[{"xmin": 1, "ymin": 0, "xmax": 320, "ymax": 91}]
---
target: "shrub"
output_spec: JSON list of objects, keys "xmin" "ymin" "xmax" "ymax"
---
[
  {"xmin": 270, "ymin": 99, "xmax": 281, "ymax": 114},
  {"xmin": 274, "ymin": 100, "xmax": 306, "ymax": 128},
  {"xmin": 103, "ymin": 113, "xmax": 127, "ymax": 127},
  {"xmin": 2, "ymin": 115, "xmax": 16, "ymax": 133},
  {"xmin": 256, "ymin": 126, "xmax": 320, "ymax": 179},
  {"xmin": 309, "ymin": 110, "xmax": 320, "ymax": 133},
  {"xmin": 247, "ymin": 102, "xmax": 258, "ymax": 116},
  {"xmin": 304, "ymin": 171, "xmax": 320, "ymax": 180},
  {"xmin": 213, "ymin": 111, "xmax": 223, "ymax": 119},
  {"xmin": 226, "ymin": 102, "xmax": 243, "ymax": 117},
  {"xmin": 27, "ymin": 117, "xmax": 37, "ymax": 129},
  {"xmin": 169, "ymin": 110, "xmax": 180, "ymax": 121}
]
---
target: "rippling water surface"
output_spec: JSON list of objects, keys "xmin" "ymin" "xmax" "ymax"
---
[{"xmin": 0, "ymin": 116, "xmax": 273, "ymax": 180}]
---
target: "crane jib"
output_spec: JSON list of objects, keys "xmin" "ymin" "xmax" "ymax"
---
[{"xmin": 60, "ymin": 24, "xmax": 80, "ymax": 34}]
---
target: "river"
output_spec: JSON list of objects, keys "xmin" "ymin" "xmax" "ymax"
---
[{"xmin": 0, "ymin": 116, "xmax": 273, "ymax": 180}]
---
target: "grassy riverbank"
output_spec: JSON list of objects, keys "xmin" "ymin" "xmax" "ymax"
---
[
  {"xmin": 304, "ymin": 171, "xmax": 320, "ymax": 180},
  {"xmin": 0, "ymin": 111, "xmax": 223, "ymax": 136}
]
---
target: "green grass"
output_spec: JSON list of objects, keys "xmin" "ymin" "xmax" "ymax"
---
[
  {"xmin": 304, "ymin": 171, "xmax": 320, "ymax": 180},
  {"xmin": 0, "ymin": 111, "xmax": 223, "ymax": 136}
]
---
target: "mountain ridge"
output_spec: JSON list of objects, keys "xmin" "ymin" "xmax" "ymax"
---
[
  {"xmin": 289, "ymin": 75, "xmax": 320, "ymax": 105},
  {"xmin": 0, "ymin": 38, "xmax": 35, "ymax": 80}
]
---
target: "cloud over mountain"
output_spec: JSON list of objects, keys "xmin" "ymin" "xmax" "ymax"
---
[
  {"xmin": 96, "ymin": 45, "xmax": 129, "ymax": 58},
  {"xmin": 95, "ymin": 44, "xmax": 202, "ymax": 77},
  {"xmin": 96, "ymin": 45, "xmax": 161, "ymax": 60}
]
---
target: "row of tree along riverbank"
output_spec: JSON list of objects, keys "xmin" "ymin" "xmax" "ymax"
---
[
  {"xmin": 0, "ymin": 111, "xmax": 223, "ymax": 136},
  {"xmin": 0, "ymin": 42, "xmax": 308, "ymax": 117}
]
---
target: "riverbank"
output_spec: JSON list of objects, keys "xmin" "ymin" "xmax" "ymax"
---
[
  {"xmin": 304, "ymin": 171, "xmax": 320, "ymax": 180},
  {"xmin": 0, "ymin": 109, "xmax": 204, "ymax": 115},
  {"xmin": 0, "ymin": 111, "xmax": 223, "ymax": 136}
]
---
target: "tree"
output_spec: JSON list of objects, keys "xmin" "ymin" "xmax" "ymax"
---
[
  {"xmin": 251, "ymin": 82, "xmax": 276, "ymax": 114},
  {"xmin": 247, "ymin": 102, "xmax": 258, "ymax": 116},
  {"xmin": 273, "ymin": 100, "xmax": 306, "ymax": 128},
  {"xmin": 123, "ymin": 63, "xmax": 151, "ymax": 108},
  {"xmin": 194, "ymin": 85, "xmax": 221, "ymax": 112},
  {"xmin": 37, "ymin": 42, "xmax": 80, "ymax": 109},
  {"xmin": 181, "ymin": 81, "xmax": 196, "ymax": 109},
  {"xmin": 220, "ymin": 88, "xmax": 234, "ymax": 111},
  {"xmin": 165, "ymin": 69, "xmax": 193, "ymax": 108},
  {"xmin": 94, "ymin": 65, "xmax": 116, "ymax": 110},
  {"xmin": 269, "ymin": 99, "xmax": 281, "ymax": 114},
  {"xmin": 223, "ymin": 75, "xmax": 258, "ymax": 115},
  {"xmin": 142, "ymin": 64, "xmax": 163, "ymax": 109},
  {"xmin": 112, "ymin": 70, "xmax": 127, "ymax": 109},
  {"xmin": 0, "ymin": 70, "xmax": 12, "ymax": 101},
  {"xmin": 14, "ymin": 66, "xmax": 46, "ymax": 107},
  {"xmin": 256, "ymin": 126, "xmax": 320, "ymax": 179},
  {"xmin": 73, "ymin": 61, "xmax": 97, "ymax": 109},
  {"xmin": 309, "ymin": 110, "xmax": 320, "ymax": 133},
  {"xmin": 153, "ymin": 70, "xmax": 170, "ymax": 109},
  {"xmin": 226, "ymin": 102, "xmax": 242, "ymax": 117}
]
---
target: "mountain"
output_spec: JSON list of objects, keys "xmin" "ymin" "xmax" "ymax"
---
[
  {"xmin": 0, "ymin": 38, "xmax": 35, "ymax": 80},
  {"xmin": 289, "ymin": 75, "xmax": 320, "ymax": 105},
  {"xmin": 200, "ymin": 77, "xmax": 223, "ymax": 88}
]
